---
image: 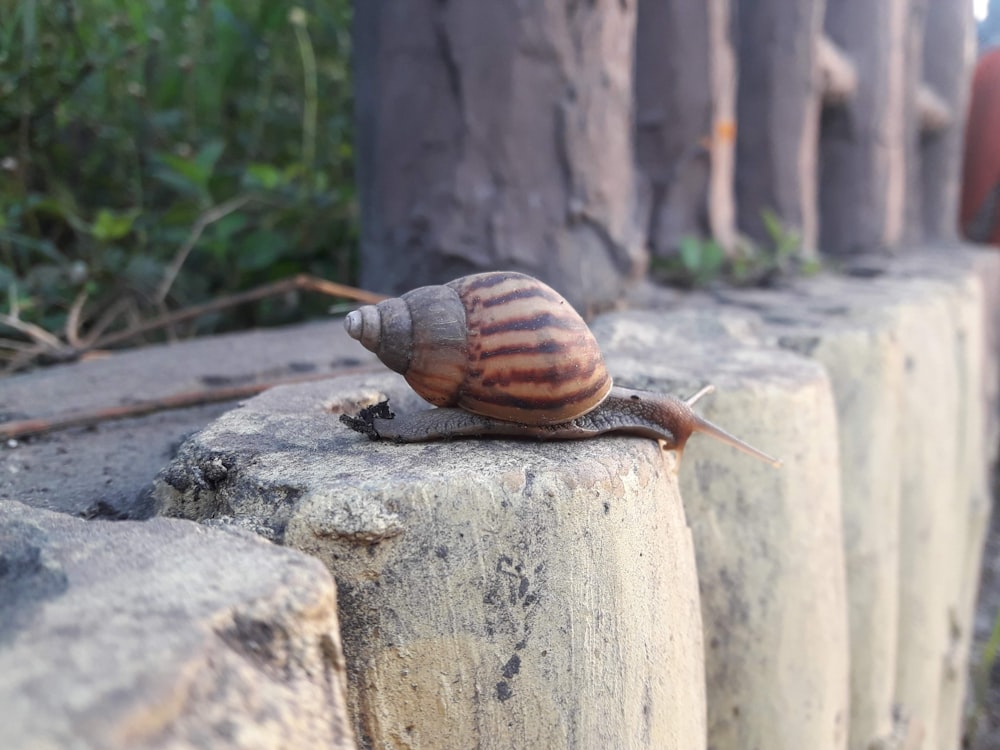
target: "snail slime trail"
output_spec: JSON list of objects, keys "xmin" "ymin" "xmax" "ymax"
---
[{"xmin": 342, "ymin": 271, "xmax": 781, "ymax": 468}]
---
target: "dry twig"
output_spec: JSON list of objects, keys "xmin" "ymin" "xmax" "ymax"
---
[
  {"xmin": 155, "ymin": 195, "xmax": 255, "ymax": 304},
  {"xmin": 0, "ymin": 274, "xmax": 385, "ymax": 374},
  {"xmin": 0, "ymin": 364, "xmax": 383, "ymax": 440},
  {"xmin": 92, "ymin": 274, "xmax": 386, "ymax": 350}
]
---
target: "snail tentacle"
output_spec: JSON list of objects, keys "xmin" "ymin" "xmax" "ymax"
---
[{"xmin": 608, "ymin": 386, "xmax": 783, "ymax": 468}]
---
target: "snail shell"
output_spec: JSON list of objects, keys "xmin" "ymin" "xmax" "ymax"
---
[{"xmin": 344, "ymin": 271, "xmax": 612, "ymax": 425}]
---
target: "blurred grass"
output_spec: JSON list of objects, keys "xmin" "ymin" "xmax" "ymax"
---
[{"xmin": 0, "ymin": 0, "xmax": 355, "ymax": 356}]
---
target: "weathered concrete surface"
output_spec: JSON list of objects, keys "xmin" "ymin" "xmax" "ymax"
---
[
  {"xmin": 708, "ymin": 278, "xmax": 906, "ymax": 750},
  {"xmin": 1, "ymin": 403, "xmax": 235, "ymax": 520},
  {"xmin": 0, "ymin": 500, "xmax": 355, "ymax": 750},
  {"xmin": 885, "ymin": 251, "xmax": 996, "ymax": 750},
  {"xmin": 154, "ymin": 373, "xmax": 707, "ymax": 750},
  {"xmin": 592, "ymin": 312, "xmax": 850, "ymax": 750},
  {"xmin": 0, "ymin": 319, "xmax": 377, "ymax": 519},
  {"xmin": 697, "ymin": 246, "xmax": 1000, "ymax": 750}
]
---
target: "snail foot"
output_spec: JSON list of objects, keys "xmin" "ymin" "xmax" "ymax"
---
[{"xmin": 339, "ymin": 400, "xmax": 395, "ymax": 440}]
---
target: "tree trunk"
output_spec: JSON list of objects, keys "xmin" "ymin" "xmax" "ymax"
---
[{"xmin": 353, "ymin": 0, "xmax": 643, "ymax": 313}]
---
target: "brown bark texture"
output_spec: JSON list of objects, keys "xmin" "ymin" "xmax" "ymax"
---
[
  {"xmin": 902, "ymin": 0, "xmax": 929, "ymax": 245},
  {"xmin": 820, "ymin": 0, "xmax": 908, "ymax": 255},
  {"xmin": 921, "ymin": 0, "xmax": 972, "ymax": 242},
  {"xmin": 353, "ymin": 0, "xmax": 643, "ymax": 313},
  {"xmin": 733, "ymin": 0, "xmax": 825, "ymax": 256},
  {"xmin": 921, "ymin": 0, "xmax": 975, "ymax": 240},
  {"xmin": 634, "ymin": 0, "xmax": 734, "ymax": 257}
]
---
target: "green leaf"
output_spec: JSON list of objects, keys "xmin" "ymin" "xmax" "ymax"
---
[
  {"xmin": 245, "ymin": 163, "xmax": 284, "ymax": 190},
  {"xmin": 212, "ymin": 212, "xmax": 249, "ymax": 241},
  {"xmin": 760, "ymin": 208, "xmax": 782, "ymax": 243},
  {"xmin": 195, "ymin": 139, "xmax": 226, "ymax": 180},
  {"xmin": 0, "ymin": 263, "xmax": 15, "ymax": 289},
  {"xmin": 92, "ymin": 208, "xmax": 139, "ymax": 242},
  {"xmin": 0, "ymin": 229, "xmax": 65, "ymax": 263},
  {"xmin": 154, "ymin": 157, "xmax": 210, "ymax": 198},
  {"xmin": 699, "ymin": 240, "xmax": 725, "ymax": 277},
  {"xmin": 236, "ymin": 230, "xmax": 285, "ymax": 271},
  {"xmin": 679, "ymin": 236, "xmax": 702, "ymax": 273}
]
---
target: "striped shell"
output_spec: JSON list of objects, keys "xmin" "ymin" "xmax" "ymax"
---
[{"xmin": 344, "ymin": 271, "xmax": 613, "ymax": 425}]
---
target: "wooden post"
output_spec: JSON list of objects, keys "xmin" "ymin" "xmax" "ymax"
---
[
  {"xmin": 921, "ymin": 0, "xmax": 975, "ymax": 242},
  {"xmin": 733, "ymin": 0, "xmax": 826, "ymax": 257},
  {"xmin": 634, "ymin": 0, "xmax": 736, "ymax": 257},
  {"xmin": 900, "ymin": 0, "xmax": 929, "ymax": 245},
  {"xmin": 353, "ymin": 0, "xmax": 644, "ymax": 313},
  {"xmin": 820, "ymin": 0, "xmax": 908, "ymax": 255}
]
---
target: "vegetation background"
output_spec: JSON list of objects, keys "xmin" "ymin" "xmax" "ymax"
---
[
  {"xmin": 1, "ymin": 0, "xmax": 355, "ymax": 366},
  {"xmin": 1, "ymin": 1, "xmax": 997, "ymax": 371}
]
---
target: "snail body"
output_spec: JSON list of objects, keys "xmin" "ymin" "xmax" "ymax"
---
[{"xmin": 344, "ymin": 271, "xmax": 780, "ymax": 468}]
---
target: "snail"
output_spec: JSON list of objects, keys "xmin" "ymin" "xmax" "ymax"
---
[{"xmin": 341, "ymin": 271, "xmax": 780, "ymax": 467}]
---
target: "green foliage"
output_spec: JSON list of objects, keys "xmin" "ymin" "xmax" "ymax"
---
[
  {"xmin": 676, "ymin": 235, "xmax": 726, "ymax": 287},
  {"xmin": 653, "ymin": 209, "xmax": 822, "ymax": 289},
  {"xmin": 0, "ymin": 0, "xmax": 356, "ymax": 350}
]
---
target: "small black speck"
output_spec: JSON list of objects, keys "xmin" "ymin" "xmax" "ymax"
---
[
  {"xmin": 523, "ymin": 594, "xmax": 537, "ymax": 607},
  {"xmin": 496, "ymin": 681, "xmax": 513, "ymax": 702},
  {"xmin": 630, "ymin": 394, "xmax": 641, "ymax": 401},
  {"xmin": 603, "ymin": 501, "xmax": 610, "ymax": 514}
]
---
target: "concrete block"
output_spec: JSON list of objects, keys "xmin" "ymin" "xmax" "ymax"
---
[
  {"xmin": 0, "ymin": 501, "xmax": 354, "ymax": 750},
  {"xmin": 883, "ymin": 251, "xmax": 996, "ymax": 750},
  {"xmin": 592, "ymin": 311, "xmax": 850, "ymax": 750},
  {"xmin": 708, "ymin": 277, "xmax": 905, "ymax": 750},
  {"xmin": 0, "ymin": 318, "xmax": 377, "ymax": 520},
  {"xmin": 705, "ymin": 247, "xmax": 999, "ymax": 750},
  {"xmin": 155, "ymin": 373, "xmax": 707, "ymax": 750}
]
